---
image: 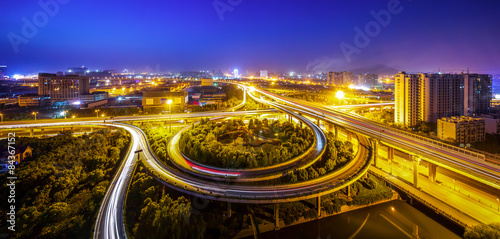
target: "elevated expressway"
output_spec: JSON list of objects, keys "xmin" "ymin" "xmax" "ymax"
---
[
  {"xmin": 166, "ymin": 97, "xmax": 327, "ymax": 182},
  {"xmin": 140, "ymin": 89, "xmax": 372, "ymax": 203},
  {"xmin": 247, "ymin": 86, "xmax": 500, "ymax": 190}
]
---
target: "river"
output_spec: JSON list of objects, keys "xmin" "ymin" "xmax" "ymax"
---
[{"xmin": 260, "ymin": 201, "xmax": 462, "ymax": 239}]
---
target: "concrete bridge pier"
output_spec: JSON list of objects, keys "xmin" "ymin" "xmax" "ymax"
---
[
  {"xmin": 30, "ymin": 129, "xmax": 34, "ymax": 136},
  {"xmin": 227, "ymin": 202, "xmax": 232, "ymax": 217},
  {"xmin": 412, "ymin": 155, "xmax": 420, "ymax": 188},
  {"xmin": 428, "ymin": 163, "xmax": 437, "ymax": 183},
  {"xmin": 274, "ymin": 204, "xmax": 280, "ymax": 230},
  {"xmin": 413, "ymin": 224, "xmax": 419, "ymax": 238},
  {"xmin": 347, "ymin": 131, "xmax": 352, "ymax": 142},
  {"xmin": 317, "ymin": 196, "xmax": 321, "ymax": 219},
  {"xmin": 317, "ymin": 119, "xmax": 320, "ymax": 127},
  {"xmin": 388, "ymin": 146, "xmax": 394, "ymax": 164},
  {"xmin": 372, "ymin": 140, "xmax": 378, "ymax": 167},
  {"xmin": 334, "ymin": 125, "xmax": 338, "ymax": 139}
]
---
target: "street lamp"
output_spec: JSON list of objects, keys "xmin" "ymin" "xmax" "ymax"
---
[
  {"xmin": 95, "ymin": 109, "xmax": 100, "ymax": 119},
  {"xmin": 167, "ymin": 99, "xmax": 173, "ymax": 133},
  {"xmin": 60, "ymin": 111, "xmax": 67, "ymax": 120},
  {"xmin": 32, "ymin": 112, "xmax": 38, "ymax": 122},
  {"xmin": 336, "ymin": 90, "xmax": 345, "ymax": 110}
]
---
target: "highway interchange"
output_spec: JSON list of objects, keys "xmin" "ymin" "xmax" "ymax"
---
[{"xmin": 1, "ymin": 83, "xmax": 499, "ymax": 238}]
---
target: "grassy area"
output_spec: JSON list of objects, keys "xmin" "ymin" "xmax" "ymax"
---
[
  {"xmin": 0, "ymin": 129, "xmax": 130, "ymax": 239},
  {"xmin": 179, "ymin": 117, "xmax": 313, "ymax": 169}
]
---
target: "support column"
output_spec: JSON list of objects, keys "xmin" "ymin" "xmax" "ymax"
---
[
  {"xmin": 327, "ymin": 123, "xmax": 334, "ymax": 132},
  {"xmin": 412, "ymin": 155, "xmax": 419, "ymax": 188},
  {"xmin": 317, "ymin": 119, "xmax": 320, "ymax": 127},
  {"xmin": 346, "ymin": 185, "xmax": 351, "ymax": 198},
  {"xmin": 413, "ymin": 224, "xmax": 419, "ymax": 238},
  {"xmin": 274, "ymin": 204, "xmax": 280, "ymax": 230},
  {"xmin": 317, "ymin": 196, "xmax": 321, "ymax": 218},
  {"xmin": 372, "ymin": 140, "xmax": 378, "ymax": 167},
  {"xmin": 334, "ymin": 125, "xmax": 338, "ymax": 140},
  {"xmin": 347, "ymin": 132, "xmax": 352, "ymax": 142},
  {"xmin": 30, "ymin": 129, "xmax": 34, "ymax": 137},
  {"xmin": 388, "ymin": 146, "xmax": 394, "ymax": 163},
  {"xmin": 227, "ymin": 202, "xmax": 231, "ymax": 217},
  {"xmin": 428, "ymin": 163, "xmax": 437, "ymax": 183},
  {"xmin": 90, "ymin": 127, "xmax": 94, "ymax": 133}
]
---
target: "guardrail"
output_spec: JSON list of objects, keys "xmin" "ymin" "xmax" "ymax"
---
[
  {"xmin": 370, "ymin": 170, "xmax": 470, "ymax": 229},
  {"xmin": 279, "ymin": 94, "xmax": 487, "ymax": 161}
]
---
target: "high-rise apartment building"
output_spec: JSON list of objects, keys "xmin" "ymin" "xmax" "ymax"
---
[
  {"xmin": 395, "ymin": 72, "xmax": 492, "ymax": 126},
  {"xmin": 395, "ymin": 73, "xmax": 423, "ymax": 126},
  {"xmin": 358, "ymin": 73, "xmax": 379, "ymax": 87},
  {"xmin": 327, "ymin": 71, "xmax": 353, "ymax": 86},
  {"xmin": 260, "ymin": 70, "xmax": 268, "ymax": 78},
  {"xmin": 464, "ymin": 74, "xmax": 492, "ymax": 116},
  {"xmin": 342, "ymin": 71, "xmax": 354, "ymax": 86},
  {"xmin": 38, "ymin": 73, "xmax": 90, "ymax": 104},
  {"xmin": 0, "ymin": 65, "xmax": 6, "ymax": 79}
]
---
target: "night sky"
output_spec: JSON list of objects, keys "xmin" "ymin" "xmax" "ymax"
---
[{"xmin": 1, "ymin": 0, "xmax": 500, "ymax": 74}]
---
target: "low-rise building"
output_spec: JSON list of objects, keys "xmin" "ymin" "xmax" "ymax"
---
[
  {"xmin": 18, "ymin": 94, "xmax": 40, "ymax": 107},
  {"xmin": 80, "ymin": 91, "xmax": 109, "ymax": 103},
  {"xmin": 2, "ymin": 146, "xmax": 33, "ymax": 165},
  {"xmin": 142, "ymin": 88, "xmax": 188, "ymax": 112},
  {"xmin": 481, "ymin": 114, "xmax": 500, "ymax": 134},
  {"xmin": 438, "ymin": 116, "xmax": 485, "ymax": 145}
]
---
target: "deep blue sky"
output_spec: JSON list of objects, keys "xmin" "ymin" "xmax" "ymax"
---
[{"xmin": 1, "ymin": 0, "xmax": 500, "ymax": 75}]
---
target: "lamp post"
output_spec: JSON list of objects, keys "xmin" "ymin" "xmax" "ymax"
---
[
  {"xmin": 32, "ymin": 112, "xmax": 38, "ymax": 122},
  {"xmin": 167, "ymin": 99, "xmax": 173, "ymax": 133},
  {"xmin": 61, "ymin": 111, "xmax": 67, "ymax": 120},
  {"xmin": 336, "ymin": 90, "xmax": 345, "ymax": 111},
  {"xmin": 95, "ymin": 109, "xmax": 100, "ymax": 119}
]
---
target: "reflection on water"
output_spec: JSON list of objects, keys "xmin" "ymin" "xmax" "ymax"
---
[{"xmin": 261, "ymin": 201, "xmax": 461, "ymax": 239}]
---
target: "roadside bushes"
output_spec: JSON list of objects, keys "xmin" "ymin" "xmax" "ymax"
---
[{"xmin": 179, "ymin": 118, "xmax": 313, "ymax": 169}]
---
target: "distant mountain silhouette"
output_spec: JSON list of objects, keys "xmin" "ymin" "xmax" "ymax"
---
[{"xmin": 349, "ymin": 64, "xmax": 399, "ymax": 75}]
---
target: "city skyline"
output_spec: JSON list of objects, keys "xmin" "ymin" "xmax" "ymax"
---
[{"xmin": 1, "ymin": 0, "xmax": 500, "ymax": 74}]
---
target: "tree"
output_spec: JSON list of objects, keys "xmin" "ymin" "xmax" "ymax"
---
[{"xmin": 464, "ymin": 223, "xmax": 500, "ymax": 239}]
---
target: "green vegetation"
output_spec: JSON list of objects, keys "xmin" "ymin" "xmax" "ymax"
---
[
  {"xmin": 362, "ymin": 109, "xmax": 437, "ymax": 138},
  {"xmin": 0, "ymin": 129, "xmax": 130, "ymax": 239},
  {"xmin": 285, "ymin": 132, "xmax": 355, "ymax": 183},
  {"xmin": 362, "ymin": 109, "xmax": 394, "ymax": 124},
  {"xmin": 141, "ymin": 124, "xmax": 181, "ymax": 162},
  {"xmin": 471, "ymin": 134, "xmax": 500, "ymax": 154},
  {"xmin": 255, "ymin": 175, "xmax": 394, "ymax": 226},
  {"xmin": 126, "ymin": 164, "xmax": 206, "ymax": 239},
  {"xmin": 67, "ymin": 107, "xmax": 141, "ymax": 118},
  {"xmin": 180, "ymin": 118, "xmax": 313, "ymax": 169},
  {"xmin": 464, "ymin": 223, "xmax": 500, "ymax": 239},
  {"xmin": 287, "ymin": 92, "xmax": 365, "ymax": 105}
]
